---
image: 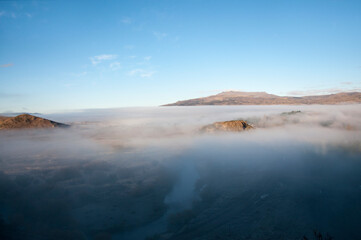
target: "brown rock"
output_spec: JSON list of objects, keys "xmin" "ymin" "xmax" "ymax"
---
[{"xmin": 201, "ymin": 120, "xmax": 253, "ymax": 133}]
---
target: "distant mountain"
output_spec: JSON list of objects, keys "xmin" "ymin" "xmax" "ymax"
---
[
  {"xmin": 0, "ymin": 114, "xmax": 69, "ymax": 130},
  {"xmin": 164, "ymin": 91, "xmax": 361, "ymax": 106}
]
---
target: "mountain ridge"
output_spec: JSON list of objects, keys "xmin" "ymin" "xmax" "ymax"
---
[{"xmin": 164, "ymin": 91, "xmax": 361, "ymax": 106}]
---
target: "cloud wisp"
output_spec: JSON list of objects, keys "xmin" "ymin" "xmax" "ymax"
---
[
  {"xmin": 71, "ymin": 71, "xmax": 87, "ymax": 77},
  {"xmin": 128, "ymin": 68, "xmax": 155, "ymax": 78},
  {"xmin": 124, "ymin": 45, "xmax": 135, "ymax": 50},
  {"xmin": 153, "ymin": 31, "xmax": 168, "ymax": 40},
  {"xmin": 110, "ymin": 62, "xmax": 121, "ymax": 71},
  {"xmin": 120, "ymin": 17, "xmax": 132, "ymax": 24},
  {"xmin": 90, "ymin": 54, "xmax": 118, "ymax": 65},
  {"xmin": 341, "ymin": 81, "xmax": 353, "ymax": 85},
  {"xmin": 0, "ymin": 63, "xmax": 13, "ymax": 68},
  {"xmin": 0, "ymin": 11, "xmax": 18, "ymax": 19},
  {"xmin": 287, "ymin": 87, "xmax": 361, "ymax": 96}
]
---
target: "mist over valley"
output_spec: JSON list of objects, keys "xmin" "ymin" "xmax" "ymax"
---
[{"xmin": 1, "ymin": 105, "xmax": 361, "ymax": 239}]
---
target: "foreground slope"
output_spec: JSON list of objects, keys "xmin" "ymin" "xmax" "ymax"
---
[
  {"xmin": 164, "ymin": 91, "xmax": 361, "ymax": 106},
  {"xmin": 0, "ymin": 114, "xmax": 69, "ymax": 129}
]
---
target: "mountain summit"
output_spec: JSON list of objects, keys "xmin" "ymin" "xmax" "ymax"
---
[
  {"xmin": 215, "ymin": 91, "xmax": 279, "ymax": 98},
  {"xmin": 164, "ymin": 91, "xmax": 361, "ymax": 106}
]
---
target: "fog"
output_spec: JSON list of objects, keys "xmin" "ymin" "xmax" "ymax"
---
[{"xmin": 1, "ymin": 105, "xmax": 361, "ymax": 240}]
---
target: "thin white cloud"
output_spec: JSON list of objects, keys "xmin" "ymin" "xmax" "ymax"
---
[
  {"xmin": 124, "ymin": 45, "xmax": 135, "ymax": 50},
  {"xmin": 110, "ymin": 62, "xmax": 121, "ymax": 71},
  {"xmin": 0, "ymin": 11, "xmax": 33, "ymax": 19},
  {"xmin": 153, "ymin": 31, "xmax": 167, "ymax": 40},
  {"xmin": 128, "ymin": 69, "xmax": 142, "ymax": 76},
  {"xmin": 128, "ymin": 69, "xmax": 155, "ymax": 78},
  {"xmin": 0, "ymin": 63, "xmax": 13, "ymax": 68},
  {"xmin": 144, "ymin": 56, "xmax": 152, "ymax": 61},
  {"xmin": 198, "ymin": 89, "xmax": 240, "ymax": 95},
  {"xmin": 90, "ymin": 54, "xmax": 117, "ymax": 65},
  {"xmin": 72, "ymin": 71, "xmax": 87, "ymax": 77},
  {"xmin": 287, "ymin": 88, "xmax": 361, "ymax": 96},
  {"xmin": 341, "ymin": 81, "xmax": 353, "ymax": 85},
  {"xmin": 140, "ymin": 71, "xmax": 155, "ymax": 78},
  {"xmin": 64, "ymin": 83, "xmax": 76, "ymax": 88},
  {"xmin": 12, "ymin": 2, "xmax": 24, "ymax": 10},
  {"xmin": 121, "ymin": 17, "xmax": 131, "ymax": 24},
  {"xmin": 129, "ymin": 55, "xmax": 137, "ymax": 59},
  {"xmin": 0, "ymin": 92, "xmax": 22, "ymax": 99}
]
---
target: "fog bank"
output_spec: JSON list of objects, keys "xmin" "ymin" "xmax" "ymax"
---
[{"xmin": 1, "ymin": 105, "xmax": 361, "ymax": 239}]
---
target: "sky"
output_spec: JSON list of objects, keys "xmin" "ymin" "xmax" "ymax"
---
[{"xmin": 0, "ymin": 0, "xmax": 361, "ymax": 113}]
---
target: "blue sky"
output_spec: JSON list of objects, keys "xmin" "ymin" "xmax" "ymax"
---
[{"xmin": 1, "ymin": 0, "xmax": 361, "ymax": 113}]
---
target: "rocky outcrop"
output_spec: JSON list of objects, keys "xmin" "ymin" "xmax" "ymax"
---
[
  {"xmin": 0, "ymin": 114, "xmax": 69, "ymax": 130},
  {"xmin": 201, "ymin": 120, "xmax": 254, "ymax": 133}
]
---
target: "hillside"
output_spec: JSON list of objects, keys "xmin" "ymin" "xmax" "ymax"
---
[
  {"xmin": 0, "ymin": 114, "xmax": 69, "ymax": 130},
  {"xmin": 164, "ymin": 91, "xmax": 361, "ymax": 106}
]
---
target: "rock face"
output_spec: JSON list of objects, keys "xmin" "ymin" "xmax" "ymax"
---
[
  {"xmin": 164, "ymin": 91, "xmax": 361, "ymax": 106},
  {"xmin": 201, "ymin": 120, "xmax": 253, "ymax": 133},
  {"xmin": 0, "ymin": 114, "xmax": 69, "ymax": 130}
]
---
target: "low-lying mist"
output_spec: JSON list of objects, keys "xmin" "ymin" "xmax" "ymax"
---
[{"xmin": 1, "ymin": 105, "xmax": 361, "ymax": 240}]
